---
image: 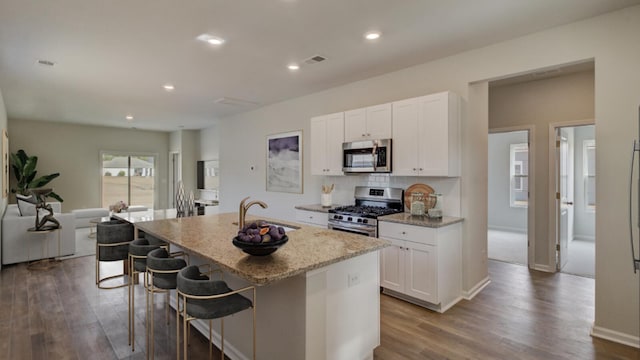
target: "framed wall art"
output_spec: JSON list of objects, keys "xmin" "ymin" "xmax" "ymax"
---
[
  {"xmin": 2, "ymin": 129, "xmax": 8, "ymax": 199},
  {"xmin": 266, "ymin": 130, "xmax": 303, "ymax": 193}
]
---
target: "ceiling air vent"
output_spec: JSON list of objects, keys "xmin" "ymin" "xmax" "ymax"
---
[
  {"xmin": 214, "ymin": 97, "xmax": 259, "ymax": 107},
  {"xmin": 37, "ymin": 59, "xmax": 55, "ymax": 66},
  {"xmin": 303, "ymin": 55, "xmax": 327, "ymax": 65}
]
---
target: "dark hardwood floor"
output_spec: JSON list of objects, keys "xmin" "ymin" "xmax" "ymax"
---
[{"xmin": 0, "ymin": 256, "xmax": 638, "ymax": 359}]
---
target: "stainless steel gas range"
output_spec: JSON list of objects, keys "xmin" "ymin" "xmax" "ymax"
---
[{"xmin": 328, "ymin": 186, "xmax": 404, "ymax": 237}]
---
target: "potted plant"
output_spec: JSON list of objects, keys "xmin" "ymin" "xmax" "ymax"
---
[{"xmin": 10, "ymin": 149, "xmax": 64, "ymax": 202}]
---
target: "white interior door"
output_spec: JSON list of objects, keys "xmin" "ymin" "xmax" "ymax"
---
[{"xmin": 557, "ymin": 128, "xmax": 574, "ymax": 270}]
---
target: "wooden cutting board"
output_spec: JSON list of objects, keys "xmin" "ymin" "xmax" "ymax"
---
[{"xmin": 404, "ymin": 183, "xmax": 435, "ymax": 211}]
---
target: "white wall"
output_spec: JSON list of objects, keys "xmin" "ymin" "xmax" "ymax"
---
[
  {"xmin": 199, "ymin": 123, "xmax": 220, "ymax": 161},
  {"xmin": 8, "ymin": 119, "xmax": 170, "ymax": 212},
  {"xmin": 574, "ymin": 125, "xmax": 595, "ymax": 240},
  {"xmin": 488, "ymin": 131, "xmax": 528, "ymax": 232},
  {"xmin": 204, "ymin": 6, "xmax": 640, "ymax": 342}
]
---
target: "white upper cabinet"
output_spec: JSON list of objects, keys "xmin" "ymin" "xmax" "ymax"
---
[
  {"xmin": 392, "ymin": 91, "xmax": 460, "ymax": 177},
  {"xmin": 310, "ymin": 112, "xmax": 344, "ymax": 176},
  {"xmin": 344, "ymin": 103, "xmax": 392, "ymax": 142}
]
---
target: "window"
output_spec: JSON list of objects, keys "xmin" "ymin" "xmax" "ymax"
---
[
  {"xmin": 101, "ymin": 153, "xmax": 155, "ymax": 209},
  {"xmin": 510, "ymin": 143, "xmax": 528, "ymax": 208},
  {"xmin": 583, "ymin": 140, "xmax": 596, "ymax": 210}
]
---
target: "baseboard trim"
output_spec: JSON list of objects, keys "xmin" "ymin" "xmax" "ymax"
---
[
  {"xmin": 532, "ymin": 263, "xmax": 555, "ymax": 273},
  {"xmin": 591, "ymin": 324, "xmax": 640, "ymax": 348},
  {"xmin": 487, "ymin": 226, "xmax": 526, "ymax": 233},
  {"xmin": 462, "ymin": 276, "xmax": 491, "ymax": 300}
]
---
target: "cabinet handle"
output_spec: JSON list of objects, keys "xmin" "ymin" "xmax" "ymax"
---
[
  {"xmin": 367, "ymin": 133, "xmax": 370, "ymax": 136},
  {"xmin": 362, "ymin": 134, "xmax": 366, "ymax": 137},
  {"xmin": 419, "ymin": 168, "xmax": 423, "ymax": 171},
  {"xmin": 412, "ymin": 168, "xmax": 417, "ymax": 171},
  {"xmin": 401, "ymin": 231, "xmax": 406, "ymax": 235}
]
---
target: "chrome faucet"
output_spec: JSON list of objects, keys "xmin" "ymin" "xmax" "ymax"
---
[{"xmin": 238, "ymin": 196, "xmax": 268, "ymax": 230}]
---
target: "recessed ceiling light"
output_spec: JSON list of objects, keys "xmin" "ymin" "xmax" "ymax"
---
[
  {"xmin": 207, "ymin": 37, "xmax": 225, "ymax": 45},
  {"xmin": 163, "ymin": 84, "xmax": 175, "ymax": 91},
  {"xmin": 196, "ymin": 34, "xmax": 225, "ymax": 46},
  {"xmin": 364, "ymin": 31, "xmax": 381, "ymax": 40},
  {"xmin": 125, "ymin": 115, "xmax": 134, "ymax": 121},
  {"xmin": 288, "ymin": 64, "xmax": 300, "ymax": 71}
]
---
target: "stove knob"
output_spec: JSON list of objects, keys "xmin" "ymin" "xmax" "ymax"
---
[
  {"xmin": 347, "ymin": 217, "xmax": 352, "ymax": 222},
  {"xmin": 333, "ymin": 215, "xmax": 339, "ymax": 220},
  {"xmin": 357, "ymin": 218, "xmax": 362, "ymax": 223},
  {"xmin": 338, "ymin": 215, "xmax": 343, "ymax": 220},
  {"xmin": 363, "ymin": 219, "xmax": 368, "ymax": 224}
]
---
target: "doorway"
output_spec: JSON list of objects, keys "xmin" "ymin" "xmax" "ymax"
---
[
  {"xmin": 169, "ymin": 151, "xmax": 180, "ymax": 208},
  {"xmin": 553, "ymin": 124, "xmax": 595, "ymax": 277},
  {"xmin": 488, "ymin": 130, "xmax": 531, "ymax": 266}
]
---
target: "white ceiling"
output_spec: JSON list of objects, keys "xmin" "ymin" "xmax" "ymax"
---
[{"xmin": 0, "ymin": 0, "xmax": 638, "ymax": 131}]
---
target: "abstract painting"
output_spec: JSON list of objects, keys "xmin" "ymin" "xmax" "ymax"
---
[{"xmin": 266, "ymin": 130, "xmax": 302, "ymax": 193}]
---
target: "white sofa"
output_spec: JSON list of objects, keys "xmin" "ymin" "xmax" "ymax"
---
[
  {"xmin": 2, "ymin": 203, "xmax": 76, "ymax": 265},
  {"xmin": 71, "ymin": 207, "xmax": 110, "ymax": 228}
]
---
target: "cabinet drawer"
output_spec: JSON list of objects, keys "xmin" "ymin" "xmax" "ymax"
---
[
  {"xmin": 295, "ymin": 210, "xmax": 328, "ymax": 228},
  {"xmin": 378, "ymin": 221, "xmax": 436, "ymax": 245}
]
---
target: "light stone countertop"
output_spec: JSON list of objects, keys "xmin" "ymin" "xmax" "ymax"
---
[
  {"xmin": 294, "ymin": 204, "xmax": 345, "ymax": 213},
  {"xmin": 378, "ymin": 212, "xmax": 464, "ymax": 228},
  {"xmin": 134, "ymin": 212, "xmax": 389, "ymax": 286}
]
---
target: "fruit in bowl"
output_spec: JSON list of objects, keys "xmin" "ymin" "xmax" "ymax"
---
[
  {"xmin": 233, "ymin": 221, "xmax": 289, "ymax": 255},
  {"xmin": 236, "ymin": 221, "xmax": 286, "ymax": 243}
]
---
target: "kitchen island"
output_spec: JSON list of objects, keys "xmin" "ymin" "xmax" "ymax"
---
[{"xmin": 129, "ymin": 211, "xmax": 388, "ymax": 360}]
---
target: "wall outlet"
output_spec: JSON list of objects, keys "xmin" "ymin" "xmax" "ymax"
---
[{"xmin": 348, "ymin": 272, "xmax": 360, "ymax": 287}]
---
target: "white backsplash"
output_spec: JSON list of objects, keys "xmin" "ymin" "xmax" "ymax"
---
[{"xmin": 323, "ymin": 174, "xmax": 461, "ymax": 217}]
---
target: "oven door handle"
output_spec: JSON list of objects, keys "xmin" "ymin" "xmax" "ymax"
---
[{"xmin": 328, "ymin": 222, "xmax": 376, "ymax": 233}]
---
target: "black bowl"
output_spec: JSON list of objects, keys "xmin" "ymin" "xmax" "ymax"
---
[{"xmin": 232, "ymin": 235, "xmax": 288, "ymax": 256}]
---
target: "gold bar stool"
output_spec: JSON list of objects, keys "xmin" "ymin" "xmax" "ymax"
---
[
  {"xmin": 177, "ymin": 265, "xmax": 256, "ymax": 360},
  {"xmin": 96, "ymin": 220, "xmax": 134, "ymax": 289},
  {"xmin": 144, "ymin": 248, "xmax": 189, "ymax": 360},
  {"xmin": 128, "ymin": 236, "xmax": 167, "ymax": 351}
]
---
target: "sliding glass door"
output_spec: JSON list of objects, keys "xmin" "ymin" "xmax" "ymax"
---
[{"xmin": 101, "ymin": 153, "xmax": 155, "ymax": 209}]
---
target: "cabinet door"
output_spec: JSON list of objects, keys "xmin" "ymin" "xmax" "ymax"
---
[
  {"xmin": 391, "ymin": 98, "xmax": 419, "ymax": 176},
  {"xmin": 295, "ymin": 210, "xmax": 328, "ymax": 228},
  {"xmin": 404, "ymin": 241, "xmax": 437, "ymax": 304},
  {"xmin": 366, "ymin": 103, "xmax": 392, "ymax": 140},
  {"xmin": 418, "ymin": 93, "xmax": 449, "ymax": 176},
  {"xmin": 380, "ymin": 238, "xmax": 405, "ymax": 293},
  {"xmin": 325, "ymin": 112, "xmax": 345, "ymax": 175},
  {"xmin": 310, "ymin": 115, "xmax": 327, "ymax": 175},
  {"xmin": 344, "ymin": 108, "xmax": 367, "ymax": 142}
]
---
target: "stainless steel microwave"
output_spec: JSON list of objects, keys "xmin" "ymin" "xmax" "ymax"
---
[{"xmin": 342, "ymin": 139, "xmax": 391, "ymax": 173}]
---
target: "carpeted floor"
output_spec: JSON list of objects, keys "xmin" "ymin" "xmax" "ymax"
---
[
  {"xmin": 59, "ymin": 227, "xmax": 95, "ymax": 260},
  {"xmin": 488, "ymin": 229, "xmax": 527, "ymax": 265},
  {"xmin": 488, "ymin": 229, "xmax": 595, "ymax": 278}
]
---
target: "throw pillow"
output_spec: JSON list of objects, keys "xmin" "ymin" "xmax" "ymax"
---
[{"xmin": 16, "ymin": 193, "xmax": 37, "ymax": 216}]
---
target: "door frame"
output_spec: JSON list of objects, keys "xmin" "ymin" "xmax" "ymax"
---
[
  {"xmin": 489, "ymin": 125, "xmax": 536, "ymax": 268},
  {"xmin": 168, "ymin": 151, "xmax": 181, "ymax": 208},
  {"xmin": 547, "ymin": 119, "xmax": 595, "ymax": 272}
]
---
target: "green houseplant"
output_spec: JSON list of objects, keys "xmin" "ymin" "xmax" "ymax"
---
[{"xmin": 10, "ymin": 149, "xmax": 64, "ymax": 202}]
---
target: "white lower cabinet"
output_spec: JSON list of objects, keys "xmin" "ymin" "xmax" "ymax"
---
[
  {"xmin": 379, "ymin": 221, "xmax": 461, "ymax": 312},
  {"xmin": 295, "ymin": 209, "xmax": 328, "ymax": 228}
]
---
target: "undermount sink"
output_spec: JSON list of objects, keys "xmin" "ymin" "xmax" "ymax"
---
[{"xmin": 233, "ymin": 220, "xmax": 300, "ymax": 233}]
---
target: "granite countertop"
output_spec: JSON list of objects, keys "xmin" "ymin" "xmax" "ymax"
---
[
  {"xmin": 379, "ymin": 212, "xmax": 464, "ymax": 228},
  {"xmin": 134, "ymin": 212, "xmax": 389, "ymax": 286},
  {"xmin": 294, "ymin": 204, "xmax": 344, "ymax": 213}
]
